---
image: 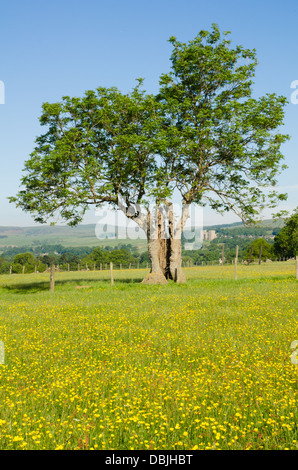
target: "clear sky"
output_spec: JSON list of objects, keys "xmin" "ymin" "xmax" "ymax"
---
[{"xmin": 0, "ymin": 0, "xmax": 297, "ymax": 228}]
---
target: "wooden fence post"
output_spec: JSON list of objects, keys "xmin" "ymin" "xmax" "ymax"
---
[
  {"xmin": 259, "ymin": 245, "xmax": 262, "ymax": 265},
  {"xmin": 50, "ymin": 264, "xmax": 55, "ymax": 292},
  {"xmin": 110, "ymin": 262, "xmax": 114, "ymax": 285}
]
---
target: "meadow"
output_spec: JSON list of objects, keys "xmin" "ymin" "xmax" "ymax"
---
[{"xmin": 0, "ymin": 261, "xmax": 297, "ymax": 450}]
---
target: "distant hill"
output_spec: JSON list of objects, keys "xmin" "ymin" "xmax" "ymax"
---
[
  {"xmin": 0, "ymin": 218, "xmax": 284, "ymax": 252},
  {"xmin": 204, "ymin": 218, "xmax": 284, "ymax": 231},
  {"xmin": 0, "ymin": 223, "xmax": 147, "ymax": 251}
]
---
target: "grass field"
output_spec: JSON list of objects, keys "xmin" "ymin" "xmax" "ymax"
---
[
  {"xmin": 0, "ymin": 223, "xmax": 148, "ymax": 251},
  {"xmin": 0, "ymin": 262, "xmax": 297, "ymax": 450}
]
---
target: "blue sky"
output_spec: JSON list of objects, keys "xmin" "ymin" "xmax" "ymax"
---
[{"xmin": 0, "ymin": 0, "xmax": 297, "ymax": 227}]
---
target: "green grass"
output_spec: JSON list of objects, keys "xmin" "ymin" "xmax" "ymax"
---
[
  {"xmin": 0, "ymin": 224, "xmax": 148, "ymax": 250},
  {"xmin": 0, "ymin": 262, "xmax": 297, "ymax": 449}
]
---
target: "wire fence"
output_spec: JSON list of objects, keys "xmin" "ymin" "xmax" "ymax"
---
[
  {"xmin": 3, "ymin": 256, "xmax": 298, "ymax": 292},
  {"xmin": 5, "ymin": 256, "xmax": 297, "ymax": 275}
]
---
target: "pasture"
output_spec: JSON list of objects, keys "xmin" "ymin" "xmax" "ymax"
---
[{"xmin": 0, "ymin": 262, "xmax": 297, "ymax": 450}]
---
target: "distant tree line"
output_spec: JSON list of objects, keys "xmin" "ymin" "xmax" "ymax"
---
[
  {"xmin": 215, "ymin": 226, "xmax": 281, "ymax": 237},
  {"xmin": 0, "ymin": 244, "xmax": 147, "ymax": 274},
  {"xmin": 0, "ymin": 210, "xmax": 297, "ymax": 274}
]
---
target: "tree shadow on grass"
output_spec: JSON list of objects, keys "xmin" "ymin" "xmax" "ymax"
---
[{"xmin": 1, "ymin": 277, "xmax": 143, "ymax": 294}]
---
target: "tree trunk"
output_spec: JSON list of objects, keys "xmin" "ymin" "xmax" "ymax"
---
[
  {"xmin": 142, "ymin": 209, "xmax": 168, "ymax": 284},
  {"xmin": 142, "ymin": 237, "xmax": 169, "ymax": 284},
  {"xmin": 141, "ymin": 202, "xmax": 188, "ymax": 284},
  {"xmin": 118, "ymin": 199, "xmax": 188, "ymax": 285},
  {"xmin": 169, "ymin": 237, "xmax": 186, "ymax": 283}
]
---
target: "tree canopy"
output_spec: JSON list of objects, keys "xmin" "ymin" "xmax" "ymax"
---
[
  {"xmin": 81, "ymin": 247, "xmax": 137, "ymax": 267},
  {"xmin": 274, "ymin": 208, "xmax": 298, "ymax": 258},
  {"xmin": 9, "ymin": 24, "xmax": 290, "ymax": 283},
  {"xmin": 244, "ymin": 238, "xmax": 274, "ymax": 261},
  {"xmin": 10, "ymin": 25, "xmax": 289, "ymax": 225},
  {"xmin": 156, "ymin": 26, "xmax": 289, "ymax": 221}
]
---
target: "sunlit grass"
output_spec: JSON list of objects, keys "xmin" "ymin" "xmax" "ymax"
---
[{"xmin": 0, "ymin": 261, "xmax": 297, "ymax": 449}]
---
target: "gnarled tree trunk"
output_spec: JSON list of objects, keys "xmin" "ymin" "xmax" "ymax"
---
[{"xmin": 141, "ymin": 202, "xmax": 189, "ymax": 284}]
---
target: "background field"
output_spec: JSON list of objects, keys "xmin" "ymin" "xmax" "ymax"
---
[
  {"xmin": 0, "ymin": 218, "xmax": 282, "ymax": 250},
  {"xmin": 0, "ymin": 224, "xmax": 147, "ymax": 250},
  {"xmin": 0, "ymin": 262, "xmax": 297, "ymax": 450}
]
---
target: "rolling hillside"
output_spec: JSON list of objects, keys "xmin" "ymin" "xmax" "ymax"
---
[
  {"xmin": 0, "ymin": 224, "xmax": 147, "ymax": 251},
  {"xmin": 0, "ymin": 217, "xmax": 284, "ymax": 252}
]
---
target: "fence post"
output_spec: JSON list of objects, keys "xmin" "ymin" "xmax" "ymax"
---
[
  {"xmin": 50, "ymin": 264, "xmax": 55, "ymax": 292},
  {"xmin": 9, "ymin": 266, "xmax": 12, "ymax": 275},
  {"xmin": 110, "ymin": 262, "xmax": 114, "ymax": 285},
  {"xmin": 259, "ymin": 245, "xmax": 262, "ymax": 265},
  {"xmin": 22, "ymin": 265, "xmax": 25, "ymax": 275}
]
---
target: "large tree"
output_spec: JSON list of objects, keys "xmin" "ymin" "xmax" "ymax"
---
[
  {"xmin": 273, "ymin": 207, "xmax": 298, "ymax": 258},
  {"xmin": 244, "ymin": 238, "xmax": 274, "ymax": 262},
  {"xmin": 9, "ymin": 25, "xmax": 289, "ymax": 284}
]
